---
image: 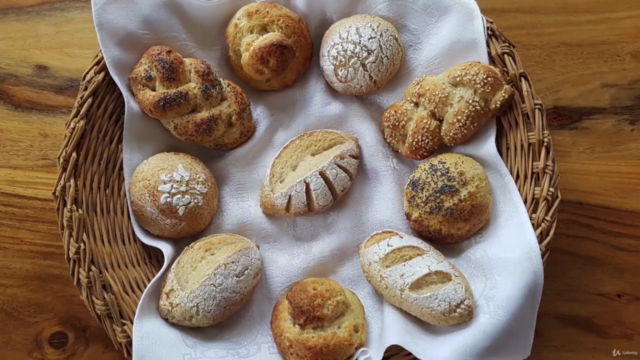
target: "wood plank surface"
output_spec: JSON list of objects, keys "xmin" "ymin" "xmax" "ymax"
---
[{"xmin": 0, "ymin": 0, "xmax": 638, "ymax": 359}]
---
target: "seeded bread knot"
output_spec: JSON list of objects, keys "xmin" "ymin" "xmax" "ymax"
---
[
  {"xmin": 381, "ymin": 62, "xmax": 514, "ymax": 160},
  {"xmin": 129, "ymin": 46, "xmax": 254, "ymax": 150}
]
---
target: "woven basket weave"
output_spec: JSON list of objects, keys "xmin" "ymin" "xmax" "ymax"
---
[{"xmin": 53, "ymin": 18, "xmax": 560, "ymax": 359}]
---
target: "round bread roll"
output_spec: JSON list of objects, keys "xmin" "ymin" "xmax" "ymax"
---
[
  {"xmin": 226, "ymin": 2, "xmax": 313, "ymax": 90},
  {"xmin": 129, "ymin": 152, "xmax": 218, "ymax": 239},
  {"xmin": 320, "ymin": 14, "xmax": 403, "ymax": 96},
  {"xmin": 159, "ymin": 234, "xmax": 262, "ymax": 327},
  {"xmin": 271, "ymin": 278, "xmax": 366, "ymax": 360},
  {"xmin": 405, "ymin": 153, "xmax": 491, "ymax": 243}
]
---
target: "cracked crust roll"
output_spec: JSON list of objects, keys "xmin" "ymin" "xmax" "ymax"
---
[
  {"xmin": 158, "ymin": 233, "xmax": 262, "ymax": 327},
  {"xmin": 271, "ymin": 278, "xmax": 366, "ymax": 360},
  {"xmin": 260, "ymin": 130, "xmax": 360, "ymax": 216},
  {"xmin": 359, "ymin": 230, "xmax": 474, "ymax": 326},
  {"xmin": 320, "ymin": 14, "xmax": 404, "ymax": 96}
]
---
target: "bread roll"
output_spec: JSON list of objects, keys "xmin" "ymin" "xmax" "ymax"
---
[
  {"xmin": 382, "ymin": 62, "xmax": 514, "ymax": 159},
  {"xmin": 129, "ymin": 152, "xmax": 218, "ymax": 239},
  {"xmin": 226, "ymin": 2, "xmax": 313, "ymax": 90},
  {"xmin": 359, "ymin": 230, "xmax": 474, "ymax": 326},
  {"xmin": 405, "ymin": 153, "xmax": 491, "ymax": 243},
  {"xmin": 320, "ymin": 14, "xmax": 403, "ymax": 96},
  {"xmin": 129, "ymin": 46, "xmax": 254, "ymax": 150},
  {"xmin": 271, "ymin": 278, "xmax": 366, "ymax": 360},
  {"xmin": 260, "ymin": 130, "xmax": 360, "ymax": 216},
  {"xmin": 159, "ymin": 233, "xmax": 262, "ymax": 327}
]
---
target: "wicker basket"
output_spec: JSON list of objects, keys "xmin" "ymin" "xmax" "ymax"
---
[{"xmin": 53, "ymin": 18, "xmax": 560, "ymax": 359}]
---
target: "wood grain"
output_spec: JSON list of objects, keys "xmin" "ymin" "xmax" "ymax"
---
[{"xmin": 0, "ymin": 0, "xmax": 638, "ymax": 359}]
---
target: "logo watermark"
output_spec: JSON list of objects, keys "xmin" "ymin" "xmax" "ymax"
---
[{"xmin": 613, "ymin": 349, "xmax": 638, "ymax": 357}]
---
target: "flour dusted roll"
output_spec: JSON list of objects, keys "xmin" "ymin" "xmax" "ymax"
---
[
  {"xmin": 159, "ymin": 233, "xmax": 262, "ymax": 327},
  {"xmin": 320, "ymin": 14, "xmax": 403, "ymax": 96},
  {"xmin": 359, "ymin": 230, "xmax": 474, "ymax": 326},
  {"xmin": 129, "ymin": 152, "xmax": 218, "ymax": 239},
  {"xmin": 260, "ymin": 130, "xmax": 360, "ymax": 216},
  {"xmin": 271, "ymin": 278, "xmax": 366, "ymax": 360}
]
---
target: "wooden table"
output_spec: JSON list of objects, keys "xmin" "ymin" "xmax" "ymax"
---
[{"xmin": 0, "ymin": 0, "xmax": 638, "ymax": 359}]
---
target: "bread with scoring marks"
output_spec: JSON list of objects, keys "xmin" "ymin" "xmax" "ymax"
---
[
  {"xmin": 159, "ymin": 233, "xmax": 262, "ymax": 327},
  {"xmin": 260, "ymin": 130, "xmax": 360, "ymax": 216},
  {"xmin": 359, "ymin": 230, "xmax": 474, "ymax": 326},
  {"xmin": 271, "ymin": 278, "xmax": 366, "ymax": 360}
]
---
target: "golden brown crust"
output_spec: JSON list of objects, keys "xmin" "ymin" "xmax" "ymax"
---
[
  {"xmin": 129, "ymin": 152, "xmax": 218, "ymax": 239},
  {"xmin": 129, "ymin": 46, "xmax": 254, "ymax": 150},
  {"xmin": 382, "ymin": 62, "xmax": 514, "ymax": 160},
  {"xmin": 271, "ymin": 278, "xmax": 366, "ymax": 360},
  {"xmin": 226, "ymin": 2, "xmax": 313, "ymax": 90},
  {"xmin": 404, "ymin": 153, "xmax": 491, "ymax": 243}
]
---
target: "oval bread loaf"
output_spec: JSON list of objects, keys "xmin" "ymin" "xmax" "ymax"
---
[
  {"xmin": 159, "ymin": 233, "xmax": 262, "ymax": 327},
  {"xmin": 359, "ymin": 230, "xmax": 474, "ymax": 326},
  {"xmin": 260, "ymin": 130, "xmax": 360, "ymax": 216}
]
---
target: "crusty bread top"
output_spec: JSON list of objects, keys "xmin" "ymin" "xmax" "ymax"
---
[
  {"xmin": 260, "ymin": 130, "xmax": 360, "ymax": 216},
  {"xmin": 129, "ymin": 152, "xmax": 218, "ymax": 239},
  {"xmin": 129, "ymin": 46, "xmax": 254, "ymax": 150},
  {"xmin": 405, "ymin": 153, "xmax": 492, "ymax": 243},
  {"xmin": 226, "ymin": 2, "xmax": 313, "ymax": 90},
  {"xmin": 320, "ymin": 14, "xmax": 403, "ymax": 96},
  {"xmin": 271, "ymin": 278, "xmax": 366, "ymax": 360},
  {"xmin": 359, "ymin": 230, "xmax": 474, "ymax": 326},
  {"xmin": 382, "ymin": 62, "xmax": 514, "ymax": 159},
  {"xmin": 159, "ymin": 234, "xmax": 262, "ymax": 327}
]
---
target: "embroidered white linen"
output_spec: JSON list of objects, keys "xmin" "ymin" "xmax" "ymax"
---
[{"xmin": 92, "ymin": 0, "xmax": 544, "ymax": 358}]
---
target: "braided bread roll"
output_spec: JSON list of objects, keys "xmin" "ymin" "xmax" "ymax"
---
[
  {"xmin": 129, "ymin": 46, "xmax": 254, "ymax": 150},
  {"xmin": 225, "ymin": 2, "xmax": 313, "ymax": 90},
  {"xmin": 381, "ymin": 62, "xmax": 514, "ymax": 160}
]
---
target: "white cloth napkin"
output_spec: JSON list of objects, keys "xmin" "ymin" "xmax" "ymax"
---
[{"xmin": 92, "ymin": 0, "xmax": 544, "ymax": 359}]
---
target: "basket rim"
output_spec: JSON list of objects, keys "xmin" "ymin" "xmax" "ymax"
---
[{"xmin": 53, "ymin": 16, "xmax": 560, "ymax": 359}]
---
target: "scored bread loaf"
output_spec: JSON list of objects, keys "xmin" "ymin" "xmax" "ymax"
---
[
  {"xmin": 260, "ymin": 130, "xmax": 360, "ymax": 216},
  {"xmin": 271, "ymin": 278, "xmax": 366, "ymax": 360},
  {"xmin": 159, "ymin": 234, "xmax": 262, "ymax": 327},
  {"xmin": 359, "ymin": 230, "xmax": 474, "ymax": 326}
]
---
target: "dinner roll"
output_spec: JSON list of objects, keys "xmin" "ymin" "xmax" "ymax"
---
[
  {"xmin": 271, "ymin": 278, "xmax": 366, "ymax": 360},
  {"xmin": 405, "ymin": 153, "xmax": 491, "ymax": 243},
  {"xmin": 159, "ymin": 234, "xmax": 262, "ymax": 327},
  {"xmin": 320, "ymin": 14, "xmax": 403, "ymax": 95},
  {"xmin": 226, "ymin": 2, "xmax": 313, "ymax": 90},
  {"xmin": 129, "ymin": 152, "xmax": 218, "ymax": 239}
]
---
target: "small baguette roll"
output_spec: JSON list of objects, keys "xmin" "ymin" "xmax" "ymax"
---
[
  {"xmin": 159, "ymin": 234, "xmax": 262, "ymax": 327},
  {"xmin": 359, "ymin": 230, "xmax": 474, "ymax": 326},
  {"xmin": 260, "ymin": 130, "xmax": 360, "ymax": 216}
]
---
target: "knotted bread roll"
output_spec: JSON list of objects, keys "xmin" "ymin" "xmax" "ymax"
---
[
  {"xmin": 129, "ymin": 46, "xmax": 254, "ymax": 150},
  {"xmin": 271, "ymin": 278, "xmax": 366, "ymax": 360},
  {"xmin": 381, "ymin": 62, "xmax": 514, "ymax": 160},
  {"xmin": 226, "ymin": 2, "xmax": 313, "ymax": 90}
]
